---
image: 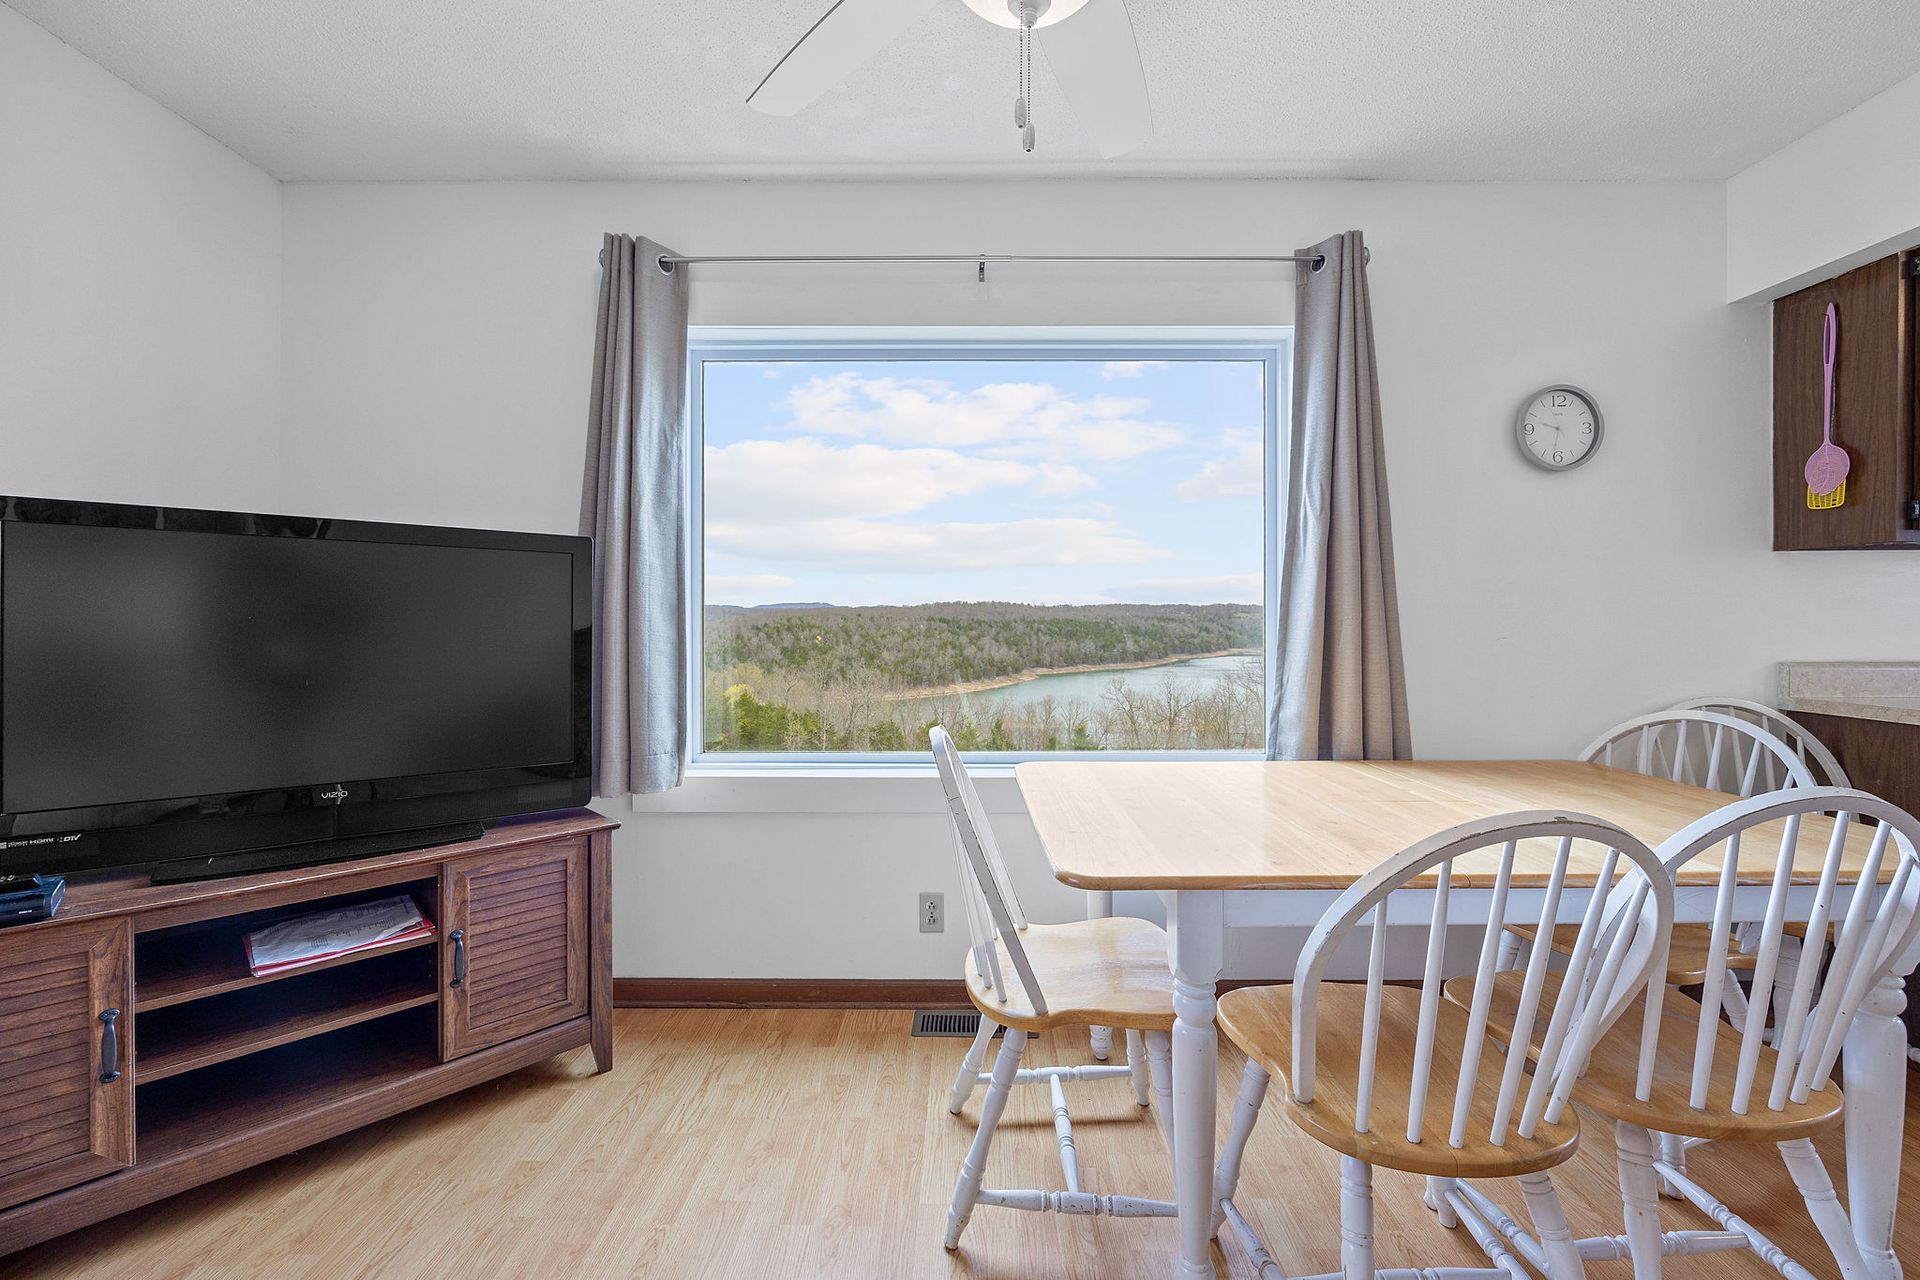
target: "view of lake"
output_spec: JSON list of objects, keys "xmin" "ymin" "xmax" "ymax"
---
[
  {"xmin": 702, "ymin": 602, "xmax": 1265, "ymax": 751},
  {"xmin": 909, "ymin": 652, "xmax": 1262, "ymax": 717}
]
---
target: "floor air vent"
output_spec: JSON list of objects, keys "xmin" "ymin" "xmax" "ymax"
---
[{"xmin": 911, "ymin": 1010, "xmax": 995, "ymax": 1038}]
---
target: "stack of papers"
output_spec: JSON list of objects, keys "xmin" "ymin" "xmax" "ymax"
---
[{"xmin": 243, "ymin": 895, "xmax": 436, "ymax": 977}]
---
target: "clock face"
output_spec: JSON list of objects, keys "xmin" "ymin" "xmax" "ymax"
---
[{"xmin": 1516, "ymin": 386, "xmax": 1602, "ymax": 471}]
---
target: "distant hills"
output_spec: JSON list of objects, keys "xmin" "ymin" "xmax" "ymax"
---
[{"xmin": 703, "ymin": 600, "xmax": 1260, "ymax": 689}]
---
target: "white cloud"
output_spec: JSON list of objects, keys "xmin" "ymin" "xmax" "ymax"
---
[
  {"xmin": 1032, "ymin": 463, "xmax": 1097, "ymax": 495},
  {"xmin": 706, "ymin": 517, "xmax": 1169, "ymax": 573},
  {"xmin": 1100, "ymin": 360, "xmax": 1168, "ymax": 380},
  {"xmin": 781, "ymin": 373, "xmax": 1185, "ymax": 462},
  {"xmin": 1174, "ymin": 429, "xmax": 1263, "ymax": 501},
  {"xmin": 705, "ymin": 573, "xmax": 795, "ymax": 604},
  {"xmin": 1104, "ymin": 573, "xmax": 1263, "ymax": 605},
  {"xmin": 705, "ymin": 438, "xmax": 1091, "ymax": 521}
]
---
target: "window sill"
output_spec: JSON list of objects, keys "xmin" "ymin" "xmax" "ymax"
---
[
  {"xmin": 625, "ymin": 752, "xmax": 1261, "ymax": 815},
  {"xmin": 686, "ymin": 750, "xmax": 1261, "ymax": 773}
]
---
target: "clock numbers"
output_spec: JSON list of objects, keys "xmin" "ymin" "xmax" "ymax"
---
[{"xmin": 1516, "ymin": 386, "xmax": 1602, "ymax": 471}]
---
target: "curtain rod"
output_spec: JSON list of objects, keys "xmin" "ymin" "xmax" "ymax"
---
[{"xmin": 639, "ymin": 250, "xmax": 1355, "ymax": 282}]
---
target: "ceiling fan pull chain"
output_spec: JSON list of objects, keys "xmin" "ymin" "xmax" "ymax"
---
[{"xmin": 1018, "ymin": 0, "xmax": 1035, "ymax": 152}]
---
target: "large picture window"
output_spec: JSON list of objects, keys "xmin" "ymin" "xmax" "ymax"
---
[{"xmin": 691, "ymin": 330, "xmax": 1285, "ymax": 760}]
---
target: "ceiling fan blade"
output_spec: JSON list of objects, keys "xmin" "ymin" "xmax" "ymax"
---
[
  {"xmin": 1036, "ymin": 0, "xmax": 1152, "ymax": 158},
  {"xmin": 747, "ymin": 0, "xmax": 940, "ymax": 116}
]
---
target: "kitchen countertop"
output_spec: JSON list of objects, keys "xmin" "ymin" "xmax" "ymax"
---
[{"xmin": 1779, "ymin": 661, "xmax": 1920, "ymax": 726}]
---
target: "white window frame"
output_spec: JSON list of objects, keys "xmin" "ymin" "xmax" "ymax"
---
[{"xmin": 685, "ymin": 325, "xmax": 1291, "ymax": 773}]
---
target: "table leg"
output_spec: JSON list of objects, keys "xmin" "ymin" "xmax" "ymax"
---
[
  {"xmin": 1166, "ymin": 890, "xmax": 1226, "ymax": 1280},
  {"xmin": 1845, "ymin": 963, "xmax": 1913, "ymax": 1280},
  {"xmin": 1089, "ymin": 889, "xmax": 1116, "ymax": 1061}
]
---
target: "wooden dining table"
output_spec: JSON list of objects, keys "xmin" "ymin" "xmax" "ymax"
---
[{"xmin": 1015, "ymin": 759, "xmax": 1916, "ymax": 1280}]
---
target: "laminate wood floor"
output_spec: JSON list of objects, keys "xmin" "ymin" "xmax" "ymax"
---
[{"xmin": 10, "ymin": 1008, "xmax": 1918, "ymax": 1278}]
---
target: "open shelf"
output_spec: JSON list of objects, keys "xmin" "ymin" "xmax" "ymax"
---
[
  {"xmin": 135, "ymin": 951, "xmax": 438, "ymax": 1083},
  {"xmin": 138, "ymin": 928, "xmax": 439, "ymax": 1011},
  {"xmin": 137, "ymin": 884, "xmax": 438, "ymax": 1010},
  {"xmin": 137, "ymin": 1008, "xmax": 439, "ymax": 1160}
]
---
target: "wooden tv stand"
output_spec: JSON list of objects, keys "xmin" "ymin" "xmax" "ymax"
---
[{"xmin": 0, "ymin": 808, "xmax": 616, "ymax": 1256}]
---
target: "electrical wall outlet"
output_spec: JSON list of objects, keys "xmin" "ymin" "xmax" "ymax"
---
[{"xmin": 918, "ymin": 891, "xmax": 944, "ymax": 933}]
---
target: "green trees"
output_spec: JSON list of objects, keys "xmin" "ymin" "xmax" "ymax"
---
[
  {"xmin": 700, "ymin": 601, "xmax": 1263, "ymax": 754},
  {"xmin": 705, "ymin": 601, "xmax": 1259, "ymax": 689}
]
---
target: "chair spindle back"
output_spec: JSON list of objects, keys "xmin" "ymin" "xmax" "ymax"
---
[
  {"xmin": 1667, "ymin": 697, "xmax": 1851, "ymax": 789},
  {"xmin": 931, "ymin": 726, "xmax": 1044, "ymax": 1015},
  {"xmin": 1649, "ymin": 787, "xmax": 1920, "ymax": 1116},
  {"xmin": 1292, "ymin": 813, "xmax": 1674, "ymax": 1149},
  {"xmin": 1581, "ymin": 710, "xmax": 1815, "ymax": 798}
]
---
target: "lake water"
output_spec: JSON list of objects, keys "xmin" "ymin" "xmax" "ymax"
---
[{"xmin": 923, "ymin": 652, "xmax": 1261, "ymax": 714}]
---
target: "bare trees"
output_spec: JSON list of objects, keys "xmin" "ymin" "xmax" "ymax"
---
[{"xmin": 701, "ymin": 602, "xmax": 1265, "ymax": 753}]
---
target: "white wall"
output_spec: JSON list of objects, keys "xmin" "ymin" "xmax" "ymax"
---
[
  {"xmin": 6, "ymin": 15, "xmax": 1916, "ymax": 983},
  {"xmin": 0, "ymin": 5, "xmax": 282, "ymax": 509},
  {"xmin": 278, "ymin": 176, "xmax": 1920, "ymax": 980},
  {"xmin": 1727, "ymin": 67, "xmax": 1920, "ymax": 302}
]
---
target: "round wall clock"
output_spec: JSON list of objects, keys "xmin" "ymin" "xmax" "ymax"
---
[{"xmin": 1515, "ymin": 385, "xmax": 1603, "ymax": 471}]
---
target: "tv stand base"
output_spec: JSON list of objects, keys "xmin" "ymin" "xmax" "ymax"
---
[{"xmin": 149, "ymin": 821, "xmax": 486, "ymax": 884}]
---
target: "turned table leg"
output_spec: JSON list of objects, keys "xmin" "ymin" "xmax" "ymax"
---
[
  {"xmin": 1166, "ymin": 891, "xmax": 1225, "ymax": 1280},
  {"xmin": 1844, "ymin": 963, "xmax": 1914, "ymax": 1280},
  {"xmin": 1088, "ymin": 889, "xmax": 1116, "ymax": 1061}
]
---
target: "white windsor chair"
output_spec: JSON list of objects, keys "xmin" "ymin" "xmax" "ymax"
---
[
  {"xmin": 1212, "ymin": 811, "xmax": 1675, "ymax": 1280},
  {"xmin": 931, "ymin": 725, "xmax": 1181, "ymax": 1251},
  {"xmin": 1452, "ymin": 787, "xmax": 1920, "ymax": 1280}
]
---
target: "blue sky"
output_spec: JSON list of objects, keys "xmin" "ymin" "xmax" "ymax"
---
[{"xmin": 700, "ymin": 358, "xmax": 1265, "ymax": 608}]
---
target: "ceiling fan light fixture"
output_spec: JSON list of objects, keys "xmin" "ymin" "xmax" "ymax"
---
[
  {"xmin": 960, "ymin": 0, "xmax": 1092, "ymax": 30},
  {"xmin": 748, "ymin": 0, "xmax": 1150, "ymax": 160}
]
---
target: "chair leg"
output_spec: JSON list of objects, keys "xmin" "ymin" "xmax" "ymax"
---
[
  {"xmin": 1339, "ymin": 1156, "xmax": 1375, "ymax": 1280},
  {"xmin": 1211, "ymin": 1060, "xmax": 1270, "ymax": 1238},
  {"xmin": 1497, "ymin": 928, "xmax": 1525, "ymax": 971},
  {"xmin": 1517, "ymin": 1171, "xmax": 1587, "ymax": 1279},
  {"xmin": 1779, "ymin": 1138, "xmax": 1870, "ymax": 1280},
  {"xmin": 1721, "ymin": 978, "xmax": 1752, "ymax": 1034},
  {"xmin": 1616, "ymin": 1120, "xmax": 1666, "ymax": 1279},
  {"xmin": 1090, "ymin": 1024, "xmax": 1114, "ymax": 1061},
  {"xmin": 1424, "ymin": 1176, "xmax": 1460, "ymax": 1228},
  {"xmin": 1770, "ymin": 936, "xmax": 1802, "ymax": 1047},
  {"xmin": 1143, "ymin": 1029, "xmax": 1176, "ymax": 1161},
  {"xmin": 1656, "ymin": 1130, "xmax": 1687, "ymax": 1199},
  {"xmin": 947, "ymin": 1016, "xmax": 998, "ymax": 1115},
  {"xmin": 1125, "ymin": 1029, "xmax": 1151, "ymax": 1106},
  {"xmin": 945, "ymin": 1028, "xmax": 1027, "ymax": 1250}
]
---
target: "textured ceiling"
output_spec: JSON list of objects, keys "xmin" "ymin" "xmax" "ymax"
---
[{"xmin": 11, "ymin": 0, "xmax": 1920, "ymax": 182}]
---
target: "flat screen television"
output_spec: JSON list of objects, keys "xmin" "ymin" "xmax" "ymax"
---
[{"xmin": 0, "ymin": 496, "xmax": 592, "ymax": 881}]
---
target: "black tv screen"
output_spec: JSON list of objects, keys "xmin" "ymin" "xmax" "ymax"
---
[{"xmin": 0, "ymin": 498, "xmax": 592, "ymax": 876}]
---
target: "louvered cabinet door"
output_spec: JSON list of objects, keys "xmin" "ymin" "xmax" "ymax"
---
[
  {"xmin": 0, "ymin": 918, "xmax": 133, "ymax": 1211},
  {"xmin": 440, "ymin": 839, "xmax": 588, "ymax": 1060}
]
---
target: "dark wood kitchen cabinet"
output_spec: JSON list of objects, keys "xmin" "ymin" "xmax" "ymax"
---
[{"xmin": 1773, "ymin": 250, "xmax": 1920, "ymax": 549}]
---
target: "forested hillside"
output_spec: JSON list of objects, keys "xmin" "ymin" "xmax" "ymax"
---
[
  {"xmin": 704, "ymin": 601, "xmax": 1259, "ymax": 687},
  {"xmin": 701, "ymin": 601, "xmax": 1262, "ymax": 753}
]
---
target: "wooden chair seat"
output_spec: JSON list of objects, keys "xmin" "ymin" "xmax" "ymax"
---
[
  {"xmin": 1215, "ymin": 982, "xmax": 1580, "ymax": 1178},
  {"xmin": 964, "ymin": 917, "xmax": 1175, "ymax": 1033},
  {"xmin": 1442, "ymin": 970, "xmax": 1845, "ymax": 1141},
  {"xmin": 1504, "ymin": 921, "xmax": 1755, "ymax": 985}
]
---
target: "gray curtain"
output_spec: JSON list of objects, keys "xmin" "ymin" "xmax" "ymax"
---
[
  {"xmin": 1266, "ymin": 230, "xmax": 1412, "ymax": 761},
  {"xmin": 581, "ymin": 233, "xmax": 691, "ymax": 797}
]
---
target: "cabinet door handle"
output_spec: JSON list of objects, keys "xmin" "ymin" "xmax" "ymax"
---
[
  {"xmin": 450, "ymin": 929, "xmax": 466, "ymax": 988},
  {"xmin": 98, "ymin": 1008, "xmax": 122, "ymax": 1084}
]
